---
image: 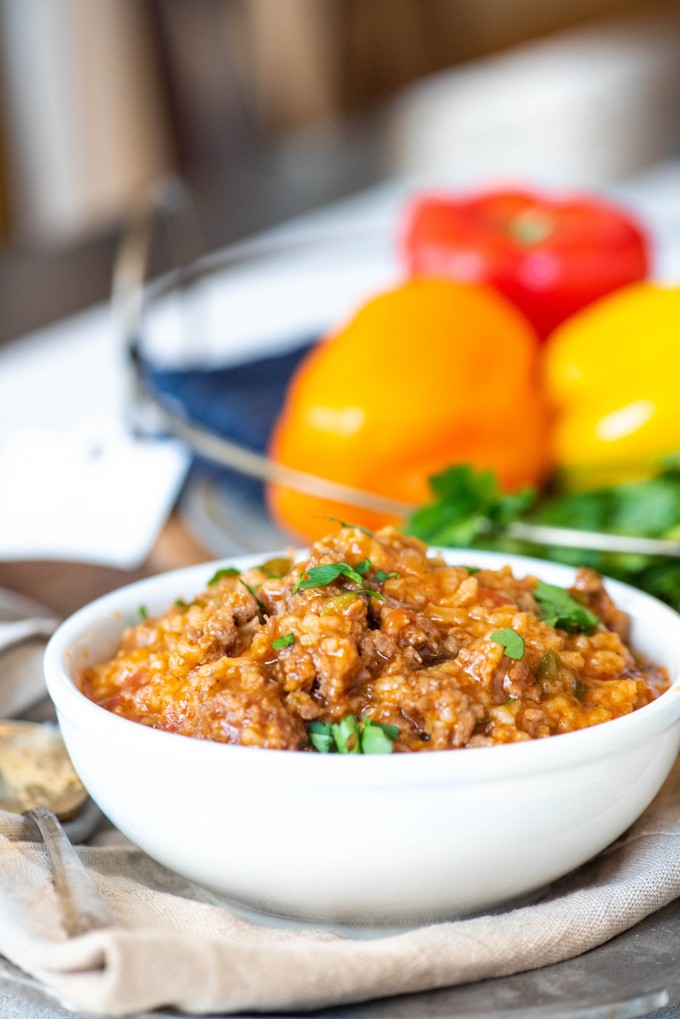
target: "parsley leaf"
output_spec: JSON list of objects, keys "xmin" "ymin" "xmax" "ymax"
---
[
  {"xmin": 355, "ymin": 559, "xmax": 371, "ymax": 576},
  {"xmin": 360, "ymin": 718, "xmax": 399, "ymax": 754},
  {"xmin": 405, "ymin": 465, "xmax": 535, "ymax": 547},
  {"xmin": 308, "ymin": 721, "xmax": 334, "ymax": 753},
  {"xmin": 239, "ymin": 579, "xmax": 266, "ymax": 614},
  {"xmin": 331, "ymin": 714, "xmax": 361, "ymax": 754},
  {"xmin": 208, "ymin": 566, "xmax": 241, "ymax": 586},
  {"xmin": 293, "ymin": 563, "xmax": 359, "ymax": 593},
  {"xmin": 489, "ymin": 628, "xmax": 525, "ymax": 660},
  {"xmin": 293, "ymin": 563, "xmax": 383, "ymax": 599},
  {"xmin": 272, "ymin": 632, "xmax": 295, "ymax": 650},
  {"xmin": 306, "ymin": 715, "xmax": 399, "ymax": 753},
  {"xmin": 534, "ymin": 582, "xmax": 599, "ymax": 633},
  {"xmin": 325, "ymin": 516, "xmax": 375, "ymax": 537},
  {"xmin": 375, "ymin": 569, "xmax": 399, "ymax": 583},
  {"xmin": 138, "ymin": 605, "xmax": 148, "ymax": 621}
]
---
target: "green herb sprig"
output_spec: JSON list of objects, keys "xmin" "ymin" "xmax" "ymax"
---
[
  {"xmin": 405, "ymin": 464, "xmax": 534, "ymax": 548},
  {"xmin": 239, "ymin": 579, "xmax": 266, "ymax": 614},
  {"xmin": 325, "ymin": 516, "xmax": 375, "ymax": 537},
  {"xmin": 208, "ymin": 566, "xmax": 240, "ymax": 586},
  {"xmin": 308, "ymin": 715, "xmax": 399, "ymax": 754},
  {"xmin": 375, "ymin": 569, "xmax": 399, "ymax": 583},
  {"xmin": 534, "ymin": 582, "xmax": 599, "ymax": 633},
  {"xmin": 272, "ymin": 632, "xmax": 295, "ymax": 650},
  {"xmin": 293, "ymin": 563, "xmax": 383, "ymax": 600},
  {"xmin": 489, "ymin": 628, "xmax": 525, "ymax": 659}
]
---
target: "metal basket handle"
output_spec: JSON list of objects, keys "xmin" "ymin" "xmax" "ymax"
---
[{"xmin": 110, "ymin": 179, "xmax": 414, "ymax": 516}]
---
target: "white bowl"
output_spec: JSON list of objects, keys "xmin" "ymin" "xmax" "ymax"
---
[{"xmin": 44, "ymin": 550, "xmax": 680, "ymax": 928}]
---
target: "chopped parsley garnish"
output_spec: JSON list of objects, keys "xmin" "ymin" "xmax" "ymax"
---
[
  {"xmin": 360, "ymin": 718, "xmax": 400, "ymax": 754},
  {"xmin": 293, "ymin": 563, "xmax": 361, "ymax": 592},
  {"xmin": 534, "ymin": 582, "xmax": 599, "ymax": 633},
  {"xmin": 501, "ymin": 697, "xmax": 518, "ymax": 706},
  {"xmin": 239, "ymin": 579, "xmax": 266, "ymax": 613},
  {"xmin": 138, "ymin": 605, "xmax": 148, "ymax": 621},
  {"xmin": 331, "ymin": 714, "xmax": 361, "ymax": 754},
  {"xmin": 325, "ymin": 516, "xmax": 375, "ymax": 537},
  {"xmin": 293, "ymin": 563, "xmax": 383, "ymax": 600},
  {"xmin": 272, "ymin": 632, "xmax": 295, "ymax": 650},
  {"xmin": 307, "ymin": 715, "xmax": 399, "ymax": 754},
  {"xmin": 208, "ymin": 566, "xmax": 241, "ymax": 586},
  {"xmin": 307, "ymin": 721, "xmax": 335, "ymax": 753},
  {"xmin": 355, "ymin": 559, "xmax": 371, "ymax": 576},
  {"xmin": 489, "ymin": 628, "xmax": 525, "ymax": 660},
  {"xmin": 375, "ymin": 569, "xmax": 399, "ymax": 583}
]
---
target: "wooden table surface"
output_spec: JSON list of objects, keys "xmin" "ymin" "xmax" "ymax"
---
[{"xmin": 0, "ymin": 513, "xmax": 212, "ymax": 619}]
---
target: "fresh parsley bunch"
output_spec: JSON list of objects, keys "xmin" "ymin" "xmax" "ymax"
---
[
  {"xmin": 405, "ymin": 465, "xmax": 534, "ymax": 548},
  {"xmin": 406, "ymin": 462, "xmax": 680, "ymax": 613}
]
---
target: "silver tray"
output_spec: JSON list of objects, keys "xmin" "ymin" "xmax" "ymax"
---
[{"xmin": 1, "ymin": 893, "xmax": 679, "ymax": 1017}]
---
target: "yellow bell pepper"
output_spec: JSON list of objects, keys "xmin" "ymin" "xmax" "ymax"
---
[{"xmin": 544, "ymin": 282, "xmax": 680, "ymax": 488}]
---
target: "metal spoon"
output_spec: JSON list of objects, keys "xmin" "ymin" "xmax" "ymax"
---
[
  {"xmin": 0, "ymin": 588, "xmax": 61, "ymax": 721},
  {"xmin": 0, "ymin": 617, "xmax": 60, "ymax": 657},
  {"xmin": 0, "ymin": 720, "xmax": 115, "ymax": 936}
]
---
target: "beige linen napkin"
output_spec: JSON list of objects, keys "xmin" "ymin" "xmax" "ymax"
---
[{"xmin": 1, "ymin": 761, "xmax": 680, "ymax": 1018}]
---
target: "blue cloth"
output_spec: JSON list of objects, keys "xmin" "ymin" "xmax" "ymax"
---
[{"xmin": 143, "ymin": 339, "xmax": 315, "ymax": 499}]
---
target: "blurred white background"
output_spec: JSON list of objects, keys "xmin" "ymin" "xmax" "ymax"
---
[{"xmin": 1, "ymin": 0, "xmax": 679, "ymax": 342}]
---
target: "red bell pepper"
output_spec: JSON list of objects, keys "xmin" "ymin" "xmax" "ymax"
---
[{"xmin": 402, "ymin": 189, "xmax": 650, "ymax": 340}]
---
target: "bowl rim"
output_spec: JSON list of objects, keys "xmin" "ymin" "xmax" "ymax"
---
[{"xmin": 44, "ymin": 547, "xmax": 680, "ymax": 788}]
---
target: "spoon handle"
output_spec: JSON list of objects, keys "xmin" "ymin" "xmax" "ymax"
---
[
  {"xmin": 24, "ymin": 807, "xmax": 116, "ymax": 937},
  {"xmin": 0, "ymin": 618, "xmax": 60, "ymax": 655}
]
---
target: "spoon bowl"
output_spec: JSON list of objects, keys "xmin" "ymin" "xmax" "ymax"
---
[{"xmin": 0, "ymin": 720, "xmax": 88, "ymax": 818}]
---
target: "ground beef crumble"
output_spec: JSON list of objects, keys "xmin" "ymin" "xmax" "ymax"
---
[{"xmin": 81, "ymin": 527, "xmax": 669, "ymax": 751}]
